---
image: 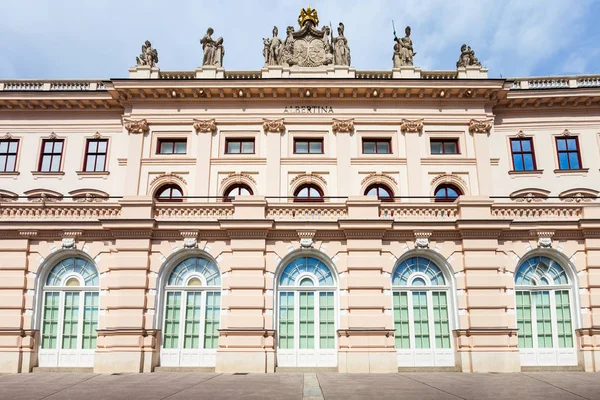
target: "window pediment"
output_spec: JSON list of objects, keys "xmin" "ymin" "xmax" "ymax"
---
[{"xmin": 510, "ymin": 188, "xmax": 550, "ymax": 202}]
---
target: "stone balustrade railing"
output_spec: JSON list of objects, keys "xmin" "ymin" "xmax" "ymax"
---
[
  {"xmin": 0, "ymin": 80, "xmax": 106, "ymax": 91},
  {"xmin": 509, "ymin": 75, "xmax": 600, "ymax": 90},
  {"xmin": 154, "ymin": 203, "xmax": 234, "ymax": 219},
  {"xmin": 266, "ymin": 204, "xmax": 348, "ymax": 220},
  {"xmin": 380, "ymin": 204, "xmax": 458, "ymax": 220},
  {"xmin": 421, "ymin": 70, "xmax": 458, "ymax": 80},
  {"xmin": 159, "ymin": 71, "xmax": 195, "ymax": 80},
  {"xmin": 225, "ymin": 71, "xmax": 262, "ymax": 80},
  {"xmin": 355, "ymin": 71, "xmax": 393, "ymax": 79},
  {"xmin": 491, "ymin": 204, "xmax": 582, "ymax": 219},
  {"xmin": 0, "ymin": 203, "xmax": 122, "ymax": 220}
]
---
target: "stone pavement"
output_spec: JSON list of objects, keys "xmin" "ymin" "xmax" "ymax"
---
[{"xmin": 0, "ymin": 372, "xmax": 599, "ymax": 400}]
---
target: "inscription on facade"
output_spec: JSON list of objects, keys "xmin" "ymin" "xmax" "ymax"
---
[{"xmin": 283, "ymin": 105, "xmax": 334, "ymax": 113}]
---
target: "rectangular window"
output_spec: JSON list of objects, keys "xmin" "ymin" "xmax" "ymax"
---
[
  {"xmin": 184, "ymin": 292, "xmax": 202, "ymax": 349},
  {"xmin": 84, "ymin": 139, "xmax": 108, "ymax": 172},
  {"xmin": 294, "ymin": 138, "xmax": 324, "ymax": 154},
  {"xmin": 82, "ymin": 292, "xmax": 99, "ymax": 349},
  {"xmin": 362, "ymin": 139, "xmax": 391, "ymax": 154},
  {"xmin": 393, "ymin": 292, "xmax": 410, "ymax": 349},
  {"xmin": 39, "ymin": 139, "xmax": 64, "ymax": 172},
  {"xmin": 432, "ymin": 291, "xmax": 451, "ymax": 348},
  {"xmin": 516, "ymin": 291, "xmax": 533, "ymax": 348},
  {"xmin": 278, "ymin": 292, "xmax": 294, "ymax": 350},
  {"xmin": 556, "ymin": 137, "xmax": 581, "ymax": 170},
  {"xmin": 299, "ymin": 292, "xmax": 315, "ymax": 349},
  {"xmin": 510, "ymin": 138, "xmax": 536, "ymax": 171},
  {"xmin": 0, "ymin": 139, "xmax": 18, "ymax": 172},
  {"xmin": 225, "ymin": 138, "xmax": 255, "ymax": 154},
  {"xmin": 41, "ymin": 292, "xmax": 60, "ymax": 349},
  {"xmin": 62, "ymin": 292, "xmax": 80, "ymax": 349},
  {"xmin": 163, "ymin": 292, "xmax": 181, "ymax": 349},
  {"xmin": 412, "ymin": 291, "xmax": 430, "ymax": 349},
  {"xmin": 158, "ymin": 139, "xmax": 187, "ymax": 155},
  {"xmin": 536, "ymin": 291, "xmax": 553, "ymax": 348},
  {"xmin": 203, "ymin": 292, "xmax": 221, "ymax": 349},
  {"xmin": 319, "ymin": 292, "xmax": 335, "ymax": 349},
  {"xmin": 430, "ymin": 139, "xmax": 459, "ymax": 155},
  {"xmin": 555, "ymin": 290, "xmax": 573, "ymax": 348}
]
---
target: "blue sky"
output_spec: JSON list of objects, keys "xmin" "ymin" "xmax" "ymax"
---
[{"xmin": 1, "ymin": 0, "xmax": 599, "ymax": 79}]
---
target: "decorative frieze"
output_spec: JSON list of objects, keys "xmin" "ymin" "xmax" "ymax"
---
[
  {"xmin": 124, "ymin": 118, "xmax": 149, "ymax": 134},
  {"xmin": 331, "ymin": 118, "xmax": 354, "ymax": 133},
  {"xmin": 193, "ymin": 118, "xmax": 217, "ymax": 133},
  {"xmin": 400, "ymin": 118, "xmax": 424, "ymax": 133},
  {"xmin": 262, "ymin": 118, "xmax": 285, "ymax": 133},
  {"xmin": 290, "ymin": 172, "xmax": 327, "ymax": 186},
  {"xmin": 468, "ymin": 118, "xmax": 493, "ymax": 134}
]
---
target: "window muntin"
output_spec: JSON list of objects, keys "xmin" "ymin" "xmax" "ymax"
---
[
  {"xmin": 223, "ymin": 184, "xmax": 253, "ymax": 202},
  {"xmin": 365, "ymin": 184, "xmax": 393, "ymax": 201},
  {"xmin": 294, "ymin": 138, "xmax": 323, "ymax": 154},
  {"xmin": 225, "ymin": 138, "xmax": 255, "ymax": 154},
  {"xmin": 362, "ymin": 139, "xmax": 391, "ymax": 154},
  {"xmin": 293, "ymin": 184, "xmax": 324, "ymax": 202},
  {"xmin": 510, "ymin": 138, "xmax": 536, "ymax": 171},
  {"xmin": 556, "ymin": 137, "xmax": 581, "ymax": 170},
  {"xmin": 84, "ymin": 139, "xmax": 108, "ymax": 172},
  {"xmin": 157, "ymin": 139, "xmax": 187, "ymax": 155},
  {"xmin": 39, "ymin": 139, "xmax": 64, "ymax": 172},
  {"xmin": 155, "ymin": 184, "xmax": 184, "ymax": 202},
  {"xmin": 434, "ymin": 184, "xmax": 461, "ymax": 202},
  {"xmin": 0, "ymin": 139, "xmax": 18, "ymax": 172},
  {"xmin": 430, "ymin": 139, "xmax": 459, "ymax": 155}
]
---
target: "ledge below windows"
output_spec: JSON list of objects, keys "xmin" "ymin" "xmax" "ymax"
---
[
  {"xmin": 76, "ymin": 171, "xmax": 110, "ymax": 179},
  {"xmin": 508, "ymin": 169, "xmax": 543, "ymax": 176},
  {"xmin": 554, "ymin": 168, "xmax": 589, "ymax": 176},
  {"xmin": 31, "ymin": 171, "xmax": 65, "ymax": 179},
  {"xmin": 0, "ymin": 172, "xmax": 20, "ymax": 177}
]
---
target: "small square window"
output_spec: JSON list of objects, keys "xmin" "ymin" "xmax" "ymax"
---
[
  {"xmin": 430, "ymin": 139, "xmax": 459, "ymax": 155},
  {"xmin": 0, "ymin": 139, "xmax": 19, "ymax": 172},
  {"xmin": 294, "ymin": 138, "xmax": 323, "ymax": 154},
  {"xmin": 510, "ymin": 138, "xmax": 536, "ymax": 171},
  {"xmin": 39, "ymin": 139, "xmax": 64, "ymax": 172},
  {"xmin": 158, "ymin": 139, "xmax": 187, "ymax": 154},
  {"xmin": 362, "ymin": 139, "xmax": 391, "ymax": 154},
  {"xmin": 84, "ymin": 139, "xmax": 108, "ymax": 172},
  {"xmin": 226, "ymin": 138, "xmax": 255, "ymax": 154},
  {"xmin": 556, "ymin": 137, "xmax": 581, "ymax": 170}
]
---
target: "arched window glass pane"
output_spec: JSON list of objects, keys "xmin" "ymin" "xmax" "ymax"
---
[
  {"xmin": 434, "ymin": 185, "xmax": 461, "ymax": 202},
  {"xmin": 279, "ymin": 257, "xmax": 334, "ymax": 286},
  {"xmin": 187, "ymin": 277, "xmax": 202, "ymax": 286},
  {"xmin": 365, "ymin": 184, "xmax": 393, "ymax": 201},
  {"xmin": 392, "ymin": 257, "xmax": 446, "ymax": 286},
  {"xmin": 168, "ymin": 257, "xmax": 221, "ymax": 286},
  {"xmin": 45, "ymin": 257, "xmax": 99, "ymax": 287},
  {"xmin": 156, "ymin": 184, "xmax": 184, "ymax": 202},
  {"xmin": 65, "ymin": 277, "xmax": 80, "ymax": 287},
  {"xmin": 299, "ymin": 277, "xmax": 314, "ymax": 286},
  {"xmin": 294, "ymin": 184, "xmax": 323, "ymax": 202},
  {"xmin": 515, "ymin": 256, "xmax": 569, "ymax": 286},
  {"xmin": 411, "ymin": 277, "xmax": 427, "ymax": 286}
]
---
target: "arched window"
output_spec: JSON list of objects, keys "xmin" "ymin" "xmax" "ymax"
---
[
  {"xmin": 276, "ymin": 256, "xmax": 337, "ymax": 367},
  {"xmin": 160, "ymin": 257, "xmax": 221, "ymax": 367},
  {"xmin": 365, "ymin": 184, "xmax": 393, "ymax": 201},
  {"xmin": 434, "ymin": 184, "xmax": 461, "ymax": 202},
  {"xmin": 155, "ymin": 184, "xmax": 183, "ymax": 202},
  {"xmin": 39, "ymin": 257, "xmax": 99, "ymax": 368},
  {"xmin": 392, "ymin": 256, "xmax": 454, "ymax": 367},
  {"xmin": 514, "ymin": 255, "xmax": 576, "ymax": 366},
  {"xmin": 293, "ymin": 184, "xmax": 324, "ymax": 202},
  {"xmin": 223, "ymin": 184, "xmax": 253, "ymax": 202}
]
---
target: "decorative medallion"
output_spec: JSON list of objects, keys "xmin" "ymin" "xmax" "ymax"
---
[
  {"xmin": 468, "ymin": 118, "xmax": 493, "ymax": 134},
  {"xmin": 262, "ymin": 118, "xmax": 285, "ymax": 133},
  {"xmin": 124, "ymin": 118, "xmax": 149, "ymax": 134},
  {"xmin": 193, "ymin": 118, "xmax": 217, "ymax": 133}
]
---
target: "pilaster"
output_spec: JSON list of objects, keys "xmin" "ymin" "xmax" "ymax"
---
[
  {"xmin": 264, "ymin": 120, "xmax": 283, "ymax": 197},
  {"xmin": 193, "ymin": 119, "xmax": 216, "ymax": 196},
  {"xmin": 123, "ymin": 119, "xmax": 149, "ymax": 196},
  {"xmin": 469, "ymin": 119, "xmax": 494, "ymax": 196},
  {"xmin": 401, "ymin": 119, "xmax": 424, "ymax": 195}
]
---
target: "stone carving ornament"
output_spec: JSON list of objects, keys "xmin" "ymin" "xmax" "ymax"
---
[
  {"xmin": 201, "ymin": 27, "xmax": 225, "ymax": 67},
  {"xmin": 193, "ymin": 118, "xmax": 217, "ymax": 133},
  {"xmin": 124, "ymin": 118, "xmax": 149, "ymax": 134},
  {"xmin": 400, "ymin": 118, "xmax": 424, "ymax": 133},
  {"xmin": 393, "ymin": 26, "xmax": 416, "ymax": 67},
  {"xmin": 263, "ymin": 118, "xmax": 285, "ymax": 133},
  {"xmin": 468, "ymin": 118, "xmax": 493, "ymax": 134},
  {"xmin": 456, "ymin": 44, "xmax": 482, "ymax": 68},
  {"xmin": 264, "ymin": 26, "xmax": 284, "ymax": 66},
  {"xmin": 279, "ymin": 7, "xmax": 334, "ymax": 67},
  {"xmin": 135, "ymin": 40, "xmax": 159, "ymax": 67},
  {"xmin": 332, "ymin": 118, "xmax": 354, "ymax": 133},
  {"xmin": 332, "ymin": 23, "xmax": 351, "ymax": 66}
]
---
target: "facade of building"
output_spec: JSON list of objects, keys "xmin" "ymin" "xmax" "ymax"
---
[{"xmin": 1, "ymin": 9, "xmax": 600, "ymax": 374}]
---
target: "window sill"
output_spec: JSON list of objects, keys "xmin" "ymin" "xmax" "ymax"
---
[
  {"xmin": 508, "ymin": 169, "xmax": 544, "ymax": 175},
  {"xmin": 31, "ymin": 171, "xmax": 65, "ymax": 177},
  {"xmin": 554, "ymin": 168, "xmax": 589, "ymax": 174},
  {"xmin": 76, "ymin": 171, "xmax": 110, "ymax": 176},
  {"xmin": 0, "ymin": 171, "xmax": 20, "ymax": 176}
]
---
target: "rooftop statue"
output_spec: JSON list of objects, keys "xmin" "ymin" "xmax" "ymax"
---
[
  {"xmin": 264, "ymin": 26, "xmax": 284, "ymax": 66},
  {"xmin": 135, "ymin": 40, "xmax": 158, "ymax": 67},
  {"xmin": 201, "ymin": 27, "xmax": 225, "ymax": 67},
  {"xmin": 393, "ymin": 26, "xmax": 416, "ymax": 67},
  {"xmin": 332, "ymin": 22, "xmax": 351, "ymax": 66},
  {"xmin": 456, "ymin": 44, "xmax": 482, "ymax": 68}
]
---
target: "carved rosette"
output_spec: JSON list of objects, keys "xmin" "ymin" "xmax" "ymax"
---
[
  {"xmin": 332, "ymin": 118, "xmax": 354, "ymax": 133},
  {"xmin": 124, "ymin": 118, "xmax": 149, "ymax": 134},
  {"xmin": 400, "ymin": 118, "xmax": 424, "ymax": 134},
  {"xmin": 468, "ymin": 118, "xmax": 493, "ymax": 134},
  {"xmin": 262, "ymin": 118, "xmax": 285, "ymax": 133},
  {"xmin": 193, "ymin": 118, "xmax": 217, "ymax": 133}
]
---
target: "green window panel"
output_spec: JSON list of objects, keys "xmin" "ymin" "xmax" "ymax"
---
[
  {"xmin": 432, "ymin": 292, "xmax": 451, "ymax": 349},
  {"xmin": 42, "ymin": 292, "xmax": 60, "ymax": 349},
  {"xmin": 163, "ymin": 292, "xmax": 181, "ymax": 349},
  {"xmin": 279, "ymin": 292, "xmax": 294, "ymax": 350},
  {"xmin": 319, "ymin": 292, "xmax": 335, "ymax": 349},
  {"xmin": 82, "ymin": 292, "xmax": 99, "ymax": 349},
  {"xmin": 516, "ymin": 291, "xmax": 533, "ymax": 348},
  {"xmin": 204, "ymin": 292, "xmax": 221, "ymax": 349},
  {"xmin": 184, "ymin": 292, "xmax": 202, "ymax": 349},
  {"xmin": 62, "ymin": 292, "xmax": 80, "ymax": 349},
  {"xmin": 299, "ymin": 292, "xmax": 315, "ymax": 349},
  {"xmin": 536, "ymin": 291, "xmax": 553, "ymax": 348},
  {"xmin": 393, "ymin": 292, "xmax": 410, "ymax": 349},
  {"xmin": 412, "ymin": 292, "xmax": 430, "ymax": 349},
  {"xmin": 555, "ymin": 290, "xmax": 573, "ymax": 348}
]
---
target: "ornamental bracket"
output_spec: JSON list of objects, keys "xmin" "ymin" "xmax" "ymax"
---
[
  {"xmin": 400, "ymin": 118, "xmax": 424, "ymax": 134},
  {"xmin": 468, "ymin": 118, "xmax": 493, "ymax": 134},
  {"xmin": 262, "ymin": 118, "xmax": 285, "ymax": 133},
  {"xmin": 124, "ymin": 118, "xmax": 149, "ymax": 134},
  {"xmin": 332, "ymin": 118, "xmax": 354, "ymax": 133},
  {"xmin": 193, "ymin": 118, "xmax": 217, "ymax": 133}
]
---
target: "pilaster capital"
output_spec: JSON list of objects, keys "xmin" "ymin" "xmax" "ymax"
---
[
  {"xmin": 332, "ymin": 118, "xmax": 354, "ymax": 133},
  {"xmin": 414, "ymin": 231, "xmax": 432, "ymax": 249},
  {"xmin": 124, "ymin": 118, "xmax": 149, "ymax": 134},
  {"xmin": 298, "ymin": 230, "xmax": 316, "ymax": 248},
  {"xmin": 262, "ymin": 118, "xmax": 285, "ymax": 133},
  {"xmin": 400, "ymin": 118, "xmax": 424, "ymax": 134},
  {"xmin": 468, "ymin": 118, "xmax": 493, "ymax": 134},
  {"xmin": 193, "ymin": 118, "xmax": 217, "ymax": 133},
  {"xmin": 531, "ymin": 230, "xmax": 555, "ymax": 248}
]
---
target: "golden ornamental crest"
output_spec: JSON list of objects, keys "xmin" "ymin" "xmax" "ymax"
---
[{"xmin": 298, "ymin": 6, "xmax": 319, "ymax": 27}]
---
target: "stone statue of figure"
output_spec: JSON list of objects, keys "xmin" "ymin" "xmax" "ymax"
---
[
  {"xmin": 456, "ymin": 44, "xmax": 482, "ymax": 68},
  {"xmin": 321, "ymin": 25, "xmax": 334, "ymax": 64},
  {"xmin": 268, "ymin": 26, "xmax": 283, "ymax": 66},
  {"xmin": 332, "ymin": 22, "xmax": 351, "ymax": 66},
  {"xmin": 280, "ymin": 26, "xmax": 295, "ymax": 66},
  {"xmin": 136, "ymin": 40, "xmax": 158, "ymax": 67},
  {"xmin": 467, "ymin": 46, "xmax": 481, "ymax": 67},
  {"xmin": 263, "ymin": 38, "xmax": 272, "ymax": 66},
  {"xmin": 201, "ymin": 27, "xmax": 224, "ymax": 67},
  {"xmin": 393, "ymin": 26, "xmax": 416, "ymax": 67}
]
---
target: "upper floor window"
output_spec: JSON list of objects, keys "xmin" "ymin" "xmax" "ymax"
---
[
  {"xmin": 294, "ymin": 184, "xmax": 324, "ymax": 202},
  {"xmin": 223, "ymin": 184, "xmax": 253, "ymax": 202},
  {"xmin": 430, "ymin": 139, "xmax": 459, "ymax": 155},
  {"xmin": 226, "ymin": 138, "xmax": 255, "ymax": 154},
  {"xmin": 365, "ymin": 184, "xmax": 393, "ymax": 202},
  {"xmin": 155, "ymin": 184, "xmax": 183, "ymax": 202},
  {"xmin": 39, "ymin": 139, "xmax": 64, "ymax": 172},
  {"xmin": 510, "ymin": 138, "xmax": 536, "ymax": 171},
  {"xmin": 434, "ymin": 184, "xmax": 461, "ymax": 202},
  {"xmin": 84, "ymin": 139, "xmax": 108, "ymax": 172},
  {"xmin": 158, "ymin": 139, "xmax": 187, "ymax": 154},
  {"xmin": 556, "ymin": 137, "xmax": 581, "ymax": 170},
  {"xmin": 363, "ymin": 138, "xmax": 391, "ymax": 154},
  {"xmin": 294, "ymin": 138, "xmax": 323, "ymax": 154},
  {"xmin": 0, "ymin": 139, "xmax": 18, "ymax": 172}
]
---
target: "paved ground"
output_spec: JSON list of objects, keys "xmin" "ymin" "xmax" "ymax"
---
[{"xmin": 0, "ymin": 372, "xmax": 599, "ymax": 400}]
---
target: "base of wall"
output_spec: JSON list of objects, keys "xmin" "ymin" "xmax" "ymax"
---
[
  {"xmin": 458, "ymin": 351, "xmax": 521, "ymax": 373},
  {"xmin": 276, "ymin": 367, "xmax": 338, "ymax": 373},
  {"xmin": 0, "ymin": 352, "xmax": 21, "ymax": 373},
  {"xmin": 33, "ymin": 367, "xmax": 94, "ymax": 373},
  {"xmin": 398, "ymin": 366, "xmax": 461, "ymax": 372},
  {"xmin": 154, "ymin": 366, "xmax": 215, "ymax": 373},
  {"xmin": 581, "ymin": 349, "xmax": 600, "ymax": 372},
  {"xmin": 94, "ymin": 351, "xmax": 144, "ymax": 373},
  {"xmin": 216, "ymin": 351, "xmax": 276, "ymax": 373},
  {"xmin": 338, "ymin": 351, "xmax": 397, "ymax": 373}
]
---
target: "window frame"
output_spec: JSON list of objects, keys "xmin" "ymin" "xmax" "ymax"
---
[
  {"xmin": 0, "ymin": 139, "xmax": 19, "ymax": 173},
  {"xmin": 155, "ymin": 184, "xmax": 184, "ymax": 203},
  {"xmin": 430, "ymin": 138, "xmax": 460, "ymax": 155},
  {"xmin": 293, "ymin": 184, "xmax": 324, "ymax": 203},
  {"xmin": 223, "ymin": 184, "xmax": 253, "ymax": 202},
  {"xmin": 434, "ymin": 184, "xmax": 462, "ymax": 203},
  {"xmin": 83, "ymin": 139, "xmax": 108, "ymax": 172},
  {"xmin": 365, "ymin": 184, "xmax": 394, "ymax": 202},
  {"xmin": 293, "ymin": 138, "xmax": 324, "ymax": 154},
  {"xmin": 38, "ymin": 139, "xmax": 65, "ymax": 173},
  {"xmin": 225, "ymin": 138, "xmax": 255, "ymax": 155},
  {"xmin": 362, "ymin": 138, "xmax": 392, "ymax": 155},
  {"xmin": 157, "ymin": 138, "xmax": 188, "ymax": 155},
  {"xmin": 555, "ymin": 136, "xmax": 582, "ymax": 170},
  {"xmin": 510, "ymin": 137, "xmax": 537, "ymax": 171}
]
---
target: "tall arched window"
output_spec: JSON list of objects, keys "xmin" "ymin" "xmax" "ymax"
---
[
  {"xmin": 392, "ymin": 256, "xmax": 454, "ymax": 366},
  {"xmin": 155, "ymin": 184, "xmax": 183, "ymax": 202},
  {"xmin": 293, "ymin": 184, "xmax": 324, "ymax": 202},
  {"xmin": 434, "ymin": 184, "xmax": 461, "ymax": 202},
  {"xmin": 365, "ymin": 184, "xmax": 393, "ymax": 201},
  {"xmin": 160, "ymin": 257, "xmax": 221, "ymax": 367},
  {"xmin": 276, "ymin": 256, "xmax": 337, "ymax": 367},
  {"xmin": 514, "ymin": 255, "xmax": 576, "ymax": 366},
  {"xmin": 38, "ymin": 257, "xmax": 99, "ymax": 368},
  {"xmin": 223, "ymin": 184, "xmax": 253, "ymax": 202}
]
